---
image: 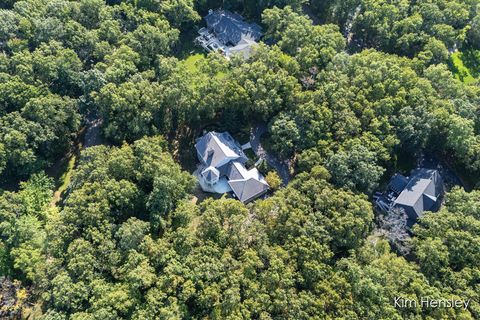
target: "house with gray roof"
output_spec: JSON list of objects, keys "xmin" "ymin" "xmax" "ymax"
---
[
  {"xmin": 195, "ymin": 9, "xmax": 263, "ymax": 59},
  {"xmin": 375, "ymin": 168, "xmax": 444, "ymax": 226},
  {"xmin": 393, "ymin": 169, "xmax": 443, "ymax": 221},
  {"xmin": 204, "ymin": 10, "xmax": 262, "ymax": 46},
  {"xmin": 194, "ymin": 131, "xmax": 269, "ymax": 203}
]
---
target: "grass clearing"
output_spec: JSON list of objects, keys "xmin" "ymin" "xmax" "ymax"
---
[
  {"xmin": 449, "ymin": 51, "xmax": 478, "ymax": 84},
  {"xmin": 50, "ymin": 154, "xmax": 76, "ymax": 206},
  {"xmin": 180, "ymin": 52, "xmax": 227, "ymax": 89},
  {"xmin": 182, "ymin": 53, "xmax": 205, "ymax": 73}
]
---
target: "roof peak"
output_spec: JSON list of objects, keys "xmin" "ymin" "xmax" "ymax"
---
[{"xmin": 195, "ymin": 131, "xmax": 247, "ymax": 168}]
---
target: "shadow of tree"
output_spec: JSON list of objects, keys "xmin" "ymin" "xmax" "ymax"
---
[
  {"xmin": 447, "ymin": 56, "xmax": 461, "ymax": 77},
  {"xmin": 461, "ymin": 49, "xmax": 480, "ymax": 78},
  {"xmin": 448, "ymin": 51, "xmax": 478, "ymax": 83}
]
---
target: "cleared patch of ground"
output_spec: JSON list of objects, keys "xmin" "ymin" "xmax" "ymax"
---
[
  {"xmin": 449, "ymin": 50, "xmax": 479, "ymax": 84},
  {"xmin": 50, "ymin": 155, "xmax": 76, "ymax": 206},
  {"xmin": 50, "ymin": 116, "xmax": 109, "ymax": 207},
  {"xmin": 182, "ymin": 53, "xmax": 205, "ymax": 73}
]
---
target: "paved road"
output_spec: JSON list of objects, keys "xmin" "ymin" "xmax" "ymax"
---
[{"xmin": 250, "ymin": 124, "xmax": 291, "ymax": 185}]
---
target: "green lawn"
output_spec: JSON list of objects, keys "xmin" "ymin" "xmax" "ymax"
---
[
  {"xmin": 50, "ymin": 154, "xmax": 76, "ymax": 206},
  {"xmin": 182, "ymin": 53, "xmax": 205, "ymax": 73},
  {"xmin": 449, "ymin": 51, "xmax": 479, "ymax": 84},
  {"xmin": 180, "ymin": 52, "xmax": 227, "ymax": 82}
]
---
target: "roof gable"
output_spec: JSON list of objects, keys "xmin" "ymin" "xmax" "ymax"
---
[
  {"xmin": 422, "ymin": 193, "xmax": 437, "ymax": 210},
  {"xmin": 195, "ymin": 132, "xmax": 247, "ymax": 168},
  {"xmin": 228, "ymin": 177, "xmax": 269, "ymax": 203},
  {"xmin": 201, "ymin": 166, "xmax": 220, "ymax": 183},
  {"xmin": 393, "ymin": 168, "xmax": 443, "ymax": 218},
  {"xmin": 205, "ymin": 10, "xmax": 262, "ymax": 45},
  {"xmin": 227, "ymin": 161, "xmax": 246, "ymax": 180}
]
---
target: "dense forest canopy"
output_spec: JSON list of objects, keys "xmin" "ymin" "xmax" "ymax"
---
[{"xmin": 0, "ymin": 0, "xmax": 479, "ymax": 319}]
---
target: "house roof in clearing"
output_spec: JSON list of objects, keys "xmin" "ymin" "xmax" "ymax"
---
[
  {"xmin": 227, "ymin": 163, "xmax": 269, "ymax": 203},
  {"xmin": 205, "ymin": 9, "xmax": 263, "ymax": 45},
  {"xmin": 227, "ymin": 37, "xmax": 258, "ymax": 59},
  {"xmin": 393, "ymin": 168, "xmax": 443, "ymax": 219},
  {"xmin": 195, "ymin": 131, "xmax": 247, "ymax": 168},
  {"xmin": 195, "ymin": 131, "xmax": 269, "ymax": 203},
  {"xmin": 228, "ymin": 175, "xmax": 269, "ymax": 203}
]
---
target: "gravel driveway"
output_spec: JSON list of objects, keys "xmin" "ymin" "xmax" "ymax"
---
[
  {"xmin": 83, "ymin": 116, "xmax": 104, "ymax": 148},
  {"xmin": 250, "ymin": 124, "xmax": 291, "ymax": 185}
]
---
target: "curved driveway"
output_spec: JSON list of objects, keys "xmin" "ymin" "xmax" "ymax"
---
[{"xmin": 250, "ymin": 124, "xmax": 291, "ymax": 185}]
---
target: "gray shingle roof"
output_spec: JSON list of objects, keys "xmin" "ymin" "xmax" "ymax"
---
[
  {"xmin": 388, "ymin": 174, "xmax": 408, "ymax": 194},
  {"xmin": 201, "ymin": 166, "xmax": 220, "ymax": 183},
  {"xmin": 227, "ymin": 162, "xmax": 269, "ymax": 203},
  {"xmin": 195, "ymin": 132, "xmax": 247, "ymax": 168},
  {"xmin": 196, "ymin": 131, "xmax": 269, "ymax": 203},
  {"xmin": 226, "ymin": 161, "xmax": 245, "ymax": 180},
  {"xmin": 227, "ymin": 38, "xmax": 258, "ymax": 59},
  {"xmin": 393, "ymin": 169, "xmax": 443, "ymax": 220},
  {"xmin": 205, "ymin": 10, "xmax": 263, "ymax": 45},
  {"xmin": 228, "ymin": 177, "xmax": 269, "ymax": 203}
]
